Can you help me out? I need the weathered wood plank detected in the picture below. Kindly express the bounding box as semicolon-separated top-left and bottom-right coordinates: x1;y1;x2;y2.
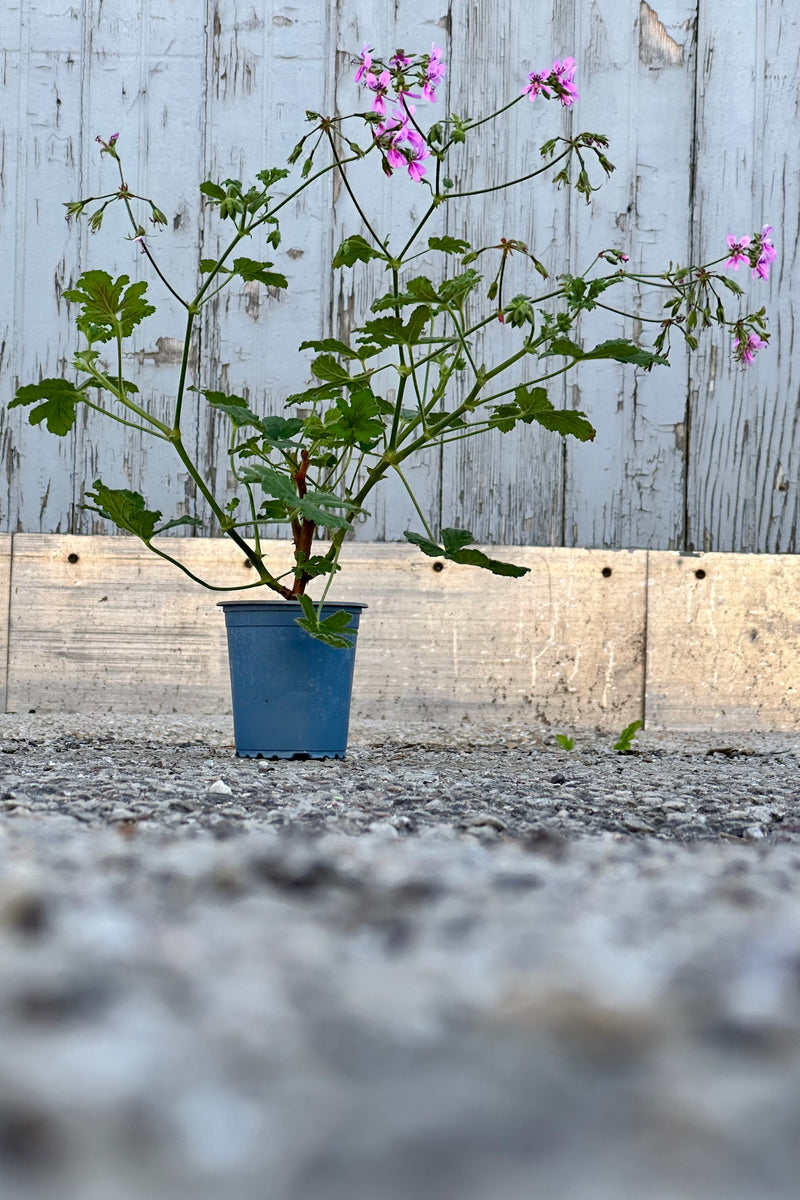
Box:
440;0;567;547
565;0;696;549
687;0;800;552
6;535;646;730
0;22;83;533
72;0;208;535
645;551;800;730
196;1;333;542
328;3;449;541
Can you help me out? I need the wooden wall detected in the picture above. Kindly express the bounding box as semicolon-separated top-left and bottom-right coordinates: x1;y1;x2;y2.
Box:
3;534;800;733
1;1;797;552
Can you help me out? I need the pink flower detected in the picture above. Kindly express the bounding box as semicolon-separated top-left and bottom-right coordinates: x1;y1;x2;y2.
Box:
724;234;751;270
733;332;768;366
752;224;777;280
375;107;429;181
390;51;411;69
354;43;372;85
422;45;446;102
366;68;391;114
551;57;579;106
405;128;430;181
522;71;551;102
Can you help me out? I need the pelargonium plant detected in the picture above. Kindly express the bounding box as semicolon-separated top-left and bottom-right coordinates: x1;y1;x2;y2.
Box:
11;45;773;646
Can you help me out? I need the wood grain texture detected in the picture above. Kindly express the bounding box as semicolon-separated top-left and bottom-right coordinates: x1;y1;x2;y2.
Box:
2;1;797;554
439;0;567;547
687;0;800;553
565;0;696;550
645;551;800;731
6;535;646;730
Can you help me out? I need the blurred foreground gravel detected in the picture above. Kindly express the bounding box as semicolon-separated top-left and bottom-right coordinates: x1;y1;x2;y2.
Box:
0;712;799;1200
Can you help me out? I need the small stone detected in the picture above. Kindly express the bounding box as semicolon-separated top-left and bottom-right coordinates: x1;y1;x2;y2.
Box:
623;817;656;834
208;780;233;796
550;773;566;785
460;814;507;832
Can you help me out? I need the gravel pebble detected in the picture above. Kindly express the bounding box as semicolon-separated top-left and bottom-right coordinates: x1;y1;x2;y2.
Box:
0;712;799;1199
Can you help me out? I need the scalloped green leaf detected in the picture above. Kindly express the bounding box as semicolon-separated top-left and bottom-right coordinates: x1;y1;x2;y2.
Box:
83;480;161;541
10;379;83;435
332;235;384;268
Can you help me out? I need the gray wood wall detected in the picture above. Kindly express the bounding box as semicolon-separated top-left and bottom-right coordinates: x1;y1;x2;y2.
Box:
2;0;797;552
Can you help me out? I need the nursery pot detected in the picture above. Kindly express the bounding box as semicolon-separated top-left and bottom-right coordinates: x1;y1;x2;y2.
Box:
218;600;367;759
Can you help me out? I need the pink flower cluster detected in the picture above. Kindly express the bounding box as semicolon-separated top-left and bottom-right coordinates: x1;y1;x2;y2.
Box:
523;56;579;107
354;43;446;181
733;332;768;367
376;107;430;182
724;226;775;366
724;225;777;280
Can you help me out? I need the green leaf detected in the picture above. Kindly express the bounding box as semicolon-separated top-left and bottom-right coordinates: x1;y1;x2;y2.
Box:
198;389;260;429
299;338;361;360
545;337;585;359
428;235;471;255
441;528;475;555
311;355;352;384
258;416;304;447
293;553;341;580
489;386;596;442
332;235;384;268
198;390;303;446
154;515;205;534
403;530;443;558
63;271;155;344
295;596;357;649
438;269;482;308
582;339;669;370
199;181;226;201
9;379;83;435
83;480;161;541
238;465;361;530
232;257;288;289
406;276;441;304
255;167;290;189
355;306;432;349
404;529;530;577
323;388;386;448
613;719;643;754
555;734;575;751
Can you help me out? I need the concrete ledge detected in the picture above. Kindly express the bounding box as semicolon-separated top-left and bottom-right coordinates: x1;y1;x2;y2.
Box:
3;536;798;731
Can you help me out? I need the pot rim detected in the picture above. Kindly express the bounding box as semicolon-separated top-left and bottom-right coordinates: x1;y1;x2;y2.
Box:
217;599;368;610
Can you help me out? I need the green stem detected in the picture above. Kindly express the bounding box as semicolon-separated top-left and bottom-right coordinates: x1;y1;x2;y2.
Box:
324;129;388;253
392;463;435;539
173;309;195;428
83;367;172;435
446;146;572;199
145;543;287;594
80;395;169;439
169;434;274;579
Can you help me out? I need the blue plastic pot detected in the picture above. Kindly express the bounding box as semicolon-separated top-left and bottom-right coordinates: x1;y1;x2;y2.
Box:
218;600;366;759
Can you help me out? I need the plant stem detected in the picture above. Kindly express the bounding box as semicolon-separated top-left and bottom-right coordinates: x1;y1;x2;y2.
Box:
445;147;572;199
392;463;435;539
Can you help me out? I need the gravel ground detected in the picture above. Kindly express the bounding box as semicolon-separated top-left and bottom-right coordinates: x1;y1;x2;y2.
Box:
0;713;799;1200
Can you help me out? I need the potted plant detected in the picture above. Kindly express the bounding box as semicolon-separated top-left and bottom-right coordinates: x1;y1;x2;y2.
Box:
10;44;773;758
